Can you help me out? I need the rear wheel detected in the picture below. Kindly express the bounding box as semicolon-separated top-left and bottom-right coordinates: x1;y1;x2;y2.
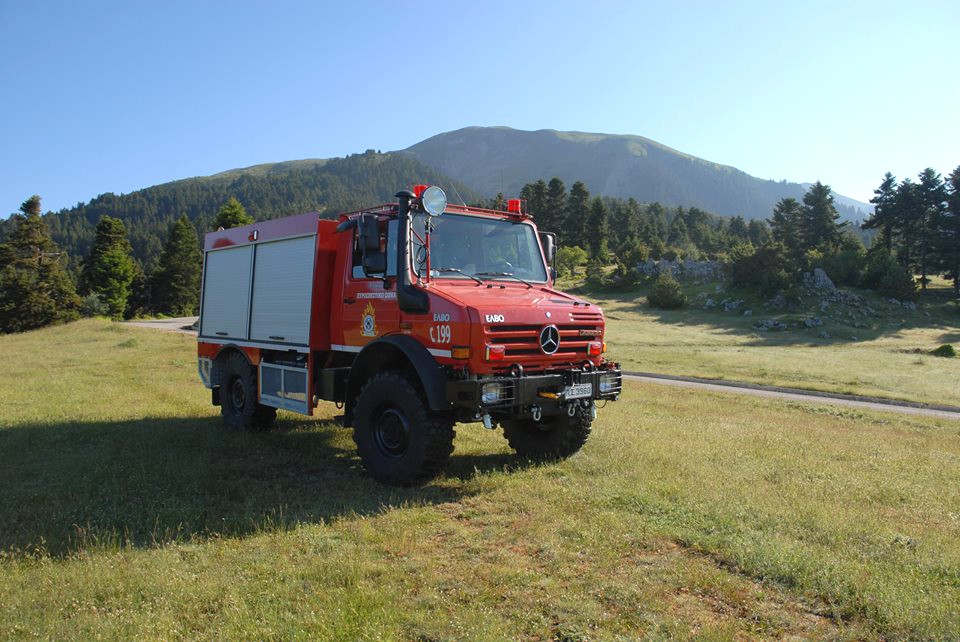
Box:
220;353;277;431
352;371;455;485
502;404;592;460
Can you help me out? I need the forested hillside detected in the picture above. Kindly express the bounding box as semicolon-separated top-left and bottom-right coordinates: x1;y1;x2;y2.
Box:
404;126;872;221
18;151;477;271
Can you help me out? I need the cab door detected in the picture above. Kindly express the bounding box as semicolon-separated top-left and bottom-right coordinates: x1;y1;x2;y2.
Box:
340;218;399;348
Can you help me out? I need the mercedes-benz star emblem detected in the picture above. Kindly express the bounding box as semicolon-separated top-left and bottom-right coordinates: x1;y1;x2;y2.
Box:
539;325;560;355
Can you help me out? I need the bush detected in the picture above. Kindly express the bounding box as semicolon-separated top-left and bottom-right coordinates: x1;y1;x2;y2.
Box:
818;248;866;287
929;344;956;358
556;246;588;277
647;272;687;309
584;258;608;289
80;293;110;318
877;262;918;301
862;250;898;289
729;244;792;296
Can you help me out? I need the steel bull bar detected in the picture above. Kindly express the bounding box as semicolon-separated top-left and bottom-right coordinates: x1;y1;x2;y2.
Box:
446;366;622;419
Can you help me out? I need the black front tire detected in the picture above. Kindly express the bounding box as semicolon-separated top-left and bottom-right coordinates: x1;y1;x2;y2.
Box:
220;353;277;431
502;404;593;461
352;371;455;485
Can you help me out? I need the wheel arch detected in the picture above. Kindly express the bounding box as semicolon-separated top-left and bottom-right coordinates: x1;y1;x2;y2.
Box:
345;335;449;424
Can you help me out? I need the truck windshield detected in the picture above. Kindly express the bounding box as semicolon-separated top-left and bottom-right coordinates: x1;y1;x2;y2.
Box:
417;214;548;283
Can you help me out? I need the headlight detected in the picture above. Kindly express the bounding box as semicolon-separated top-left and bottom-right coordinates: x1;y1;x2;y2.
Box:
481;382;506;405
599;372;619;395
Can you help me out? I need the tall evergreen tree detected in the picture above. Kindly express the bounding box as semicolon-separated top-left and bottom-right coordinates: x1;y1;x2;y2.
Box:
0;196;81;333
586;197;610;258
519;179;547;225
727;216;750;242
667;216;690;246
769;197;805;267
800;182;845;253
916;168;946;290
863;172;898;252
151;215;202;315
212;197;253;230
564;181;591;246
79;216;137;318
543;177;567;233
934;166;960;296
892;178;922;271
748;219;771;246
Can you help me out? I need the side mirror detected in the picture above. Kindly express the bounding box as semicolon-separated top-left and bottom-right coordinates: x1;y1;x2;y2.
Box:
539;232;556;264
360;213;386;276
363;252;387;275
360;213;380;251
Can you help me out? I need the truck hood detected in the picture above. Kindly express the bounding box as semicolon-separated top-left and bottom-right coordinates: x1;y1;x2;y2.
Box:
426;280;597;312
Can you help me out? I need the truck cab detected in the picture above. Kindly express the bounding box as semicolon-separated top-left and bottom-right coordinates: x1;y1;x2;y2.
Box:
197;185;621;484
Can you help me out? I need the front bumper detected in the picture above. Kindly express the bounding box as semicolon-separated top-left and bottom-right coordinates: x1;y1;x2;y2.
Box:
446;365;622;417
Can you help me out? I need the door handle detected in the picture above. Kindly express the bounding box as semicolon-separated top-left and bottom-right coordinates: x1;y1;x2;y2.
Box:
343;297;356;304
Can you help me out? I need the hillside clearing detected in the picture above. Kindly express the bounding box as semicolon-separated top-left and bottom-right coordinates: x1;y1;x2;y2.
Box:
1;319;958;639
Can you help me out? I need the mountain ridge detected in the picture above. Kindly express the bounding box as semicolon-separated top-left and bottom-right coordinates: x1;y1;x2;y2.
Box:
402;126;871;221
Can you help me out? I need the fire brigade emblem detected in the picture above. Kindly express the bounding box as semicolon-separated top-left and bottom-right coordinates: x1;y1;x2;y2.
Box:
361;301;378;337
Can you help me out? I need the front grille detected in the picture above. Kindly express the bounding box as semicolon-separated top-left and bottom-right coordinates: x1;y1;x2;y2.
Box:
485;323;601;359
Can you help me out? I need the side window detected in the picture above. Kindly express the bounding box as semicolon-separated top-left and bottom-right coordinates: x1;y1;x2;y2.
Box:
352;219;397;279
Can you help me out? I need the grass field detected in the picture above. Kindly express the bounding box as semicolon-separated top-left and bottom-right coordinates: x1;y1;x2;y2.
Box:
564;275;960;407
2;319;959;640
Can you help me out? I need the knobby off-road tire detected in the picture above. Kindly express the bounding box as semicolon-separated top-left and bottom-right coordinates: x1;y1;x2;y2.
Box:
502;404;593;461
220;353;277;432
352;371;455;485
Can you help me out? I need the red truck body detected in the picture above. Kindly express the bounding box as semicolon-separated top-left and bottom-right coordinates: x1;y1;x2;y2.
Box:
197;187;621;483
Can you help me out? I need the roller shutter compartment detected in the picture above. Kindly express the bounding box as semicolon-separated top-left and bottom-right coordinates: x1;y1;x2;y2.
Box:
249;236;316;346
200;245;254;340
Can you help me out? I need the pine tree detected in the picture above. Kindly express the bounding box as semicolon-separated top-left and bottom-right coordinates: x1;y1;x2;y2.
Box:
667;216;690;246
79;216;137;318
892;179;922;272
543;177;567;233
152;215;202;315
800;182;845;253
769;197;805;267
212;197;253;230
916;168;946;290
491;192;506;211
748;219;771;246
934;166;960;296
727;216;750;242
519;179;547;226
564;182;591;247
586;197;610;258
0;196;81;333
863;172;898;252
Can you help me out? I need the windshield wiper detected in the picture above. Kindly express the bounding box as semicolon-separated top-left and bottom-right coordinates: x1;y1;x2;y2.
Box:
473;271;534;288
433;267;484;285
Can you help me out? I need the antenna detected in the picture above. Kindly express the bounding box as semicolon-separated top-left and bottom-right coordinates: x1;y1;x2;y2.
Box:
448;181;467;207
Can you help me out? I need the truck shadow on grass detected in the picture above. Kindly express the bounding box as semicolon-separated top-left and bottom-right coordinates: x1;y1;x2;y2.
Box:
0;415;524;557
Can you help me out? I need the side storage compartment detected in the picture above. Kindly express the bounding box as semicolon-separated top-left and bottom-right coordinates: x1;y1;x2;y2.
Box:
199;245;254;339
259;362;309;414
249;236;316;346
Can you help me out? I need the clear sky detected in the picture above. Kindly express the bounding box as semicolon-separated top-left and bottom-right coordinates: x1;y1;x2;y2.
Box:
1;0;958;215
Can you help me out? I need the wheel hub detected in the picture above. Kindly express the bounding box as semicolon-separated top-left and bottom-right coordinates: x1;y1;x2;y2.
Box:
230;377;246;412
373;407;410;460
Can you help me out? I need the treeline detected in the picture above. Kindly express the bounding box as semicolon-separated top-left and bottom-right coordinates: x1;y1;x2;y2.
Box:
0;195;212;333
490;178;774;270
4;151;478;275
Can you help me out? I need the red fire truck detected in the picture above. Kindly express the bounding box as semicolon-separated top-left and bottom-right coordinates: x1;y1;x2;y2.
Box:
196;185;621;484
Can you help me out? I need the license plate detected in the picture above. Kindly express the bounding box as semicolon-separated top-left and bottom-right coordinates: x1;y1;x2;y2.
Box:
563;383;592;399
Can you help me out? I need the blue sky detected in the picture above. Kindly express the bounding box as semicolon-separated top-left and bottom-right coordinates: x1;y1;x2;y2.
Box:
1;0;958;214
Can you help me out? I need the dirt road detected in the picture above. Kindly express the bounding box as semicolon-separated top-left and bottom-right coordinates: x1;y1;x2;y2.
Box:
125;317;198;334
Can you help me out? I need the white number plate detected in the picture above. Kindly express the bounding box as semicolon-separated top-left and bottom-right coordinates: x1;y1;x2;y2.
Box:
564;383;592;399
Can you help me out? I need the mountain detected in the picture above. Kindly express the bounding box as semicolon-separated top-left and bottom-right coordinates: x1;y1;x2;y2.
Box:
33;151;478;270
403;126;871;221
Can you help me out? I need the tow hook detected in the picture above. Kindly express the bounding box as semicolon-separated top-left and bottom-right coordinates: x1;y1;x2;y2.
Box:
531;406;542;422
567;403;578;417
482;414;495;430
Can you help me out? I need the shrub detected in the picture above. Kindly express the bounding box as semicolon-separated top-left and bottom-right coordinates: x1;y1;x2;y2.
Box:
730;244;792;296
929;344;956;358
556;246;589;277
584;259;608;289
818;248;867;287
877;262;918;301
647;272;687;309
80;293;110;318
